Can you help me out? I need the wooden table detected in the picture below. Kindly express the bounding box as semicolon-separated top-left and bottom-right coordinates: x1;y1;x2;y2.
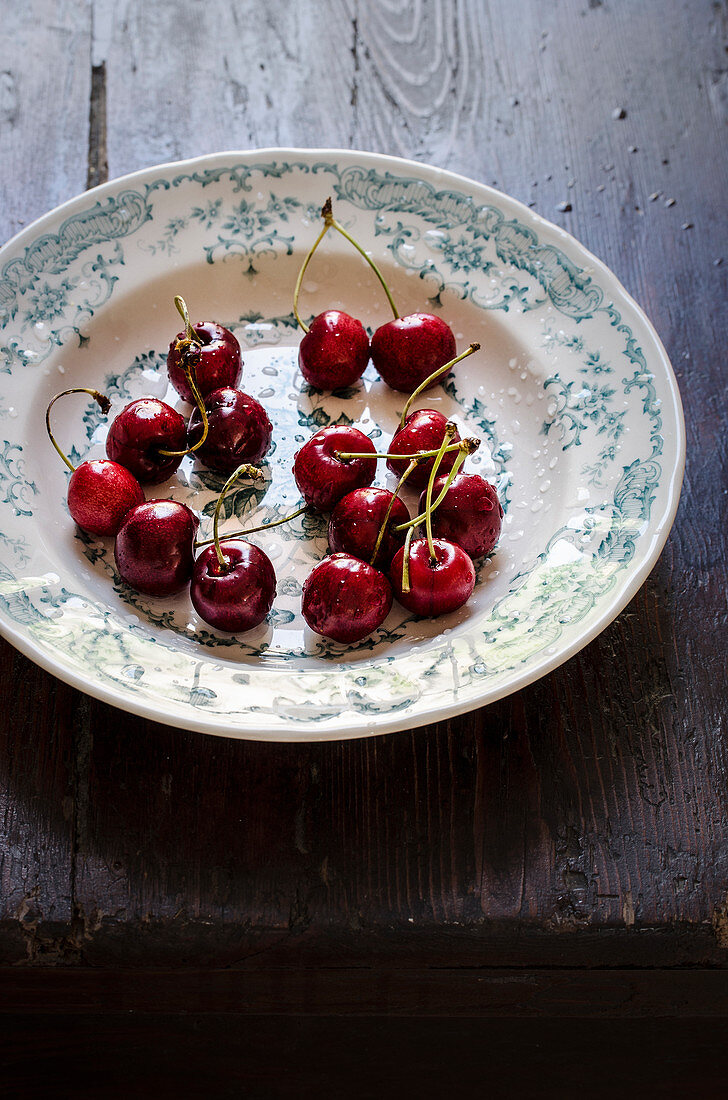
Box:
1;0;727;1092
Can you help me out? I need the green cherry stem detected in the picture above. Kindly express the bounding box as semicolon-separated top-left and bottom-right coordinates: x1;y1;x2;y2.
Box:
334;439;467;463
399;342;480;430
159;300;210;457
174;295;203;348
368;457;419;567
207;463;263;570
293;202;333;334
195;504;310;550
400;524;416;594
393;439;479;533
424;424;457;562
45;388;112;473
323;198;399;320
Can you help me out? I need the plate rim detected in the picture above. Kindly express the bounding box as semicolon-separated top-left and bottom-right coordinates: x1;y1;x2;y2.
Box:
0;147;686;741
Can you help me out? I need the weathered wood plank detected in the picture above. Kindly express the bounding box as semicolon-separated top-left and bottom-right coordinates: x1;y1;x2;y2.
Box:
0;0;726;970
0;0;92;241
0;0;93;961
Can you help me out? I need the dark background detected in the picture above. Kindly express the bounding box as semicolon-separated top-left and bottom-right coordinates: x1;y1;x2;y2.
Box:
1;0;727;1093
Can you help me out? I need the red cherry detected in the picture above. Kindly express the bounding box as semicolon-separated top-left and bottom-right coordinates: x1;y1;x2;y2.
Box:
420;473;503;560
106;398;187;484
302;553;393;643
328;487;410;570
67;459;144;537
386;409;462;490
191;541;276;632
293;425;377;512
371;313;456;393
167;320;242;403
299;310;369;390
389;537;475;616
115;499;199;597
187;388;273;472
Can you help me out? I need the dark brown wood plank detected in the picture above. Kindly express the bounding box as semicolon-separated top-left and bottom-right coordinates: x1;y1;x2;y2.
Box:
3;966;728;1017
1;1013;727;1099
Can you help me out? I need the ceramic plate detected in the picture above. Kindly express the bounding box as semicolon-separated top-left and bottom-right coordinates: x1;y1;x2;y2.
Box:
0;149;685;740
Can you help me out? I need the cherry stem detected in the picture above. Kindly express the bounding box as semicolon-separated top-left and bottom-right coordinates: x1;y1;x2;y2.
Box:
323;198;399;320
399;342;480;430
159;301;210;456
196;503;310;550
368;458;419;567
395;448;468;533
45;388;112;473
424;424;457;561
292;206;331;334
158;365;209;457
401;525;415;595
210;463;263;570
174;295;203;348
335;439;468;463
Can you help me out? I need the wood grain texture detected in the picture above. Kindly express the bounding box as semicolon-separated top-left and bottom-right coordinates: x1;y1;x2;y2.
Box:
0;0;727;977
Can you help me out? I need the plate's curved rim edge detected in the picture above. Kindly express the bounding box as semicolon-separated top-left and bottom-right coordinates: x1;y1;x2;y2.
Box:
0;147;686;741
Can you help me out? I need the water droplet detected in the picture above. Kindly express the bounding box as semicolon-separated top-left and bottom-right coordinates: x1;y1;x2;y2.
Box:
262;365;279;376
258;387;274;399
549;456;558;469
531;499;544;512
539;479;551;493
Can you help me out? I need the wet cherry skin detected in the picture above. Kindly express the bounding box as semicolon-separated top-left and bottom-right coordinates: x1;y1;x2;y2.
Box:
420;473;503;560
106;398;187;485
370;312;456;393
191;541;276;633
302;553;393;644
114;499;199;597
167;320;242;403
187;388;273;472
293;425;377;512
386;409;462;490
328;487;410;570
299;310;370;390
66;459;145;537
389;537;475;617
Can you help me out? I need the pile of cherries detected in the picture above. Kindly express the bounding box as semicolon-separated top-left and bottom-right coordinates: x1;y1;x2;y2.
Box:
45;200;503;645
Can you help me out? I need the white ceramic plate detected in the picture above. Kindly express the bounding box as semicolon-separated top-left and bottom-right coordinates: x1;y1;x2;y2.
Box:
0;149;684;741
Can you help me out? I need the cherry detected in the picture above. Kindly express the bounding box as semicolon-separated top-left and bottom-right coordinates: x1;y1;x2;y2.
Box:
319;202;473;395
298;310;369;390
328;487;410;570
420;473;503;560
189;462;273;631
302;553;393;644
115;499;199;597
167;296;242;403
45;388;145;537
371;313;457;393
191;542;275;633
389;537;475;616
106;398;187;484
67;460;145;537
293;425;377;512
187;387;273;472
387;410;463;490
292;199;398;391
